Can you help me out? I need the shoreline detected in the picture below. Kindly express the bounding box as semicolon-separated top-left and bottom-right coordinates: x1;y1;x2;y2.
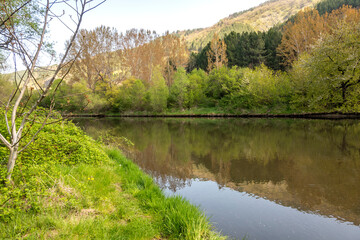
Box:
64;112;360;120
0;116;225;239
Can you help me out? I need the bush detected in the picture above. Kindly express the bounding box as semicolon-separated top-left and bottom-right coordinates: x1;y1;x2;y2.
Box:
111;78;146;112
0;110;108;220
148;66;169;112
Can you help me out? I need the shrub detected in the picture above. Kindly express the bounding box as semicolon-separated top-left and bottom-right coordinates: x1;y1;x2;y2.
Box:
0;110;108;220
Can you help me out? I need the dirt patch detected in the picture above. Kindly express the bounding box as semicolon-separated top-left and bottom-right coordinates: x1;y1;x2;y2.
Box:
113;182;123;192
68;208;99;223
46;230;59;239
78;208;97;217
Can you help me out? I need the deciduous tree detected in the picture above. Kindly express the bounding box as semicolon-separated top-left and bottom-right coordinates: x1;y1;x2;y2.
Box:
68;25;121;92
0;0;106;182
277;8;327;66
0;0;42;69
119;29;159;83
291;18;360;111
207;33;227;71
149;66;169;112
119;30;188;86
169;67;189;109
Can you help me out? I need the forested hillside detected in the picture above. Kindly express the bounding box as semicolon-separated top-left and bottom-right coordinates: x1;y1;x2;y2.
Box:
177;0;320;51
1;0;360;115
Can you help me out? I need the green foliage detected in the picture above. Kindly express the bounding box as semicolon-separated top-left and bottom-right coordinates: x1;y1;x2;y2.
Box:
187;69;209;108
1;128;225;239
149;66;169;112
263;26;284;71
203;65;292;111
316;0;360;15
0;74;14;103
224;31;265;68
39;79;114;114
290;20;360;112
187;43;210;72
0;111;108;221
85;92;110;113
206;66;245;103
180;0;318;52
192;29;283;72
39;79;90;113
110;78;146;112
0;0;45;68
169;67;190;109
243;64;292;108
289;53;316;110
108;149;225;240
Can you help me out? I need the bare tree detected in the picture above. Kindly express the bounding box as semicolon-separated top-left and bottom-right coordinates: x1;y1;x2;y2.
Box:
119;29;159;82
68;25;121;92
207;33;227;71
0;0;106;182
118;30;188;85
162;32;189;86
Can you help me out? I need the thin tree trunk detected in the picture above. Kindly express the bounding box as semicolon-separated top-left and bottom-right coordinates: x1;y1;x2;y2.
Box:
0;0;106;183
7;146;18;182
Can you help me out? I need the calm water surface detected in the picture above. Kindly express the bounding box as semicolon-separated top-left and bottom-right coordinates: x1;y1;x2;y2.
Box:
75;118;360;240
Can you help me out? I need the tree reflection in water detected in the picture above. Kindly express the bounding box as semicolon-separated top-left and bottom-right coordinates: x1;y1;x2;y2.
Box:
76;118;360;226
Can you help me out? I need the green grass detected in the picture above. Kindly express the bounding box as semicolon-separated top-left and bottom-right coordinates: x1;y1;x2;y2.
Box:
165;107;229;115
107;149;225;240
1;148;225;239
101;105;296;116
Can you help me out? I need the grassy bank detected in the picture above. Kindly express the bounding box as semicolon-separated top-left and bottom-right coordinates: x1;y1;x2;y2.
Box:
64;107;360;120
65;106;296;117
0;118;224;239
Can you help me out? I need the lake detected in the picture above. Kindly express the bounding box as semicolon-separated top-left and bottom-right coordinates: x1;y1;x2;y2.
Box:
75;118;360;240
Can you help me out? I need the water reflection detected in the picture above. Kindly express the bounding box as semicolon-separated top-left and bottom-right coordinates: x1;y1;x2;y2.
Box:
75;118;360;239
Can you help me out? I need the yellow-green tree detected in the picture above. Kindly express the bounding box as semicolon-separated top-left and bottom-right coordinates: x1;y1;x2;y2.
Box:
110;78;146;112
291;19;360;111
149;66;169;112
169;67;189;109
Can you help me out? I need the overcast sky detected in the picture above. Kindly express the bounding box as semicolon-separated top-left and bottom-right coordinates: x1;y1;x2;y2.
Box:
49;0;268;55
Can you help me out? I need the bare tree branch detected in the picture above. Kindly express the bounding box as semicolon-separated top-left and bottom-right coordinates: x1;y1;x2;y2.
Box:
0;0;107;181
18;106;53;153
0;0;32;30
84;0;106;14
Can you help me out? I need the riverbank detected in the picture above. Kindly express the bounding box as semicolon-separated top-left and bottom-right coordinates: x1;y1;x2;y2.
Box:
0;119;224;239
64;111;360;120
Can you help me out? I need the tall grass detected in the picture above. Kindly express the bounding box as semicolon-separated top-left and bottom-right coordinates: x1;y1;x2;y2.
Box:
1;148;225;239
107;149;225;240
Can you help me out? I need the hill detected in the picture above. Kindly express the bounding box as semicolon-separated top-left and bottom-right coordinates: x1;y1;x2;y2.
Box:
178;0;320;51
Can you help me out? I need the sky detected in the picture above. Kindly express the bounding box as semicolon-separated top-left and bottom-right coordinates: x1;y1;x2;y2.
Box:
49;0;268;55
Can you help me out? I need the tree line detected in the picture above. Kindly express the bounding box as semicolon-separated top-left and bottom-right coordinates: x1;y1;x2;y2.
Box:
2;0;360;115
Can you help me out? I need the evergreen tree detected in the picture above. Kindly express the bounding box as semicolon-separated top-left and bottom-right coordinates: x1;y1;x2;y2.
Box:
248;32;266;67
186;43;210;72
224;31;266;69
263;26;284;71
316;0;360;15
